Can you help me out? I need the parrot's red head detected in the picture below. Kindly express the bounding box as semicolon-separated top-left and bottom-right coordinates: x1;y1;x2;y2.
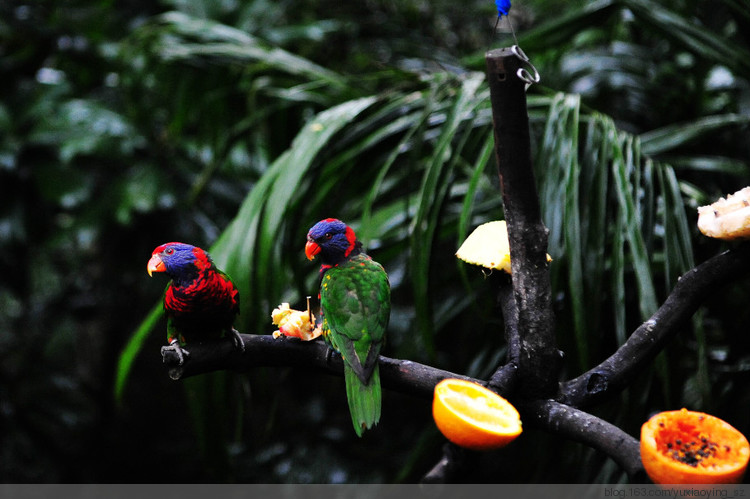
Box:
305;218;360;266
147;242;212;282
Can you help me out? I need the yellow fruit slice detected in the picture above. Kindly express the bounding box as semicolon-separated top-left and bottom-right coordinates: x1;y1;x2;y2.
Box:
456;220;550;274
640;408;750;484
697;186;750;240
432;378;522;450
456;221;513;272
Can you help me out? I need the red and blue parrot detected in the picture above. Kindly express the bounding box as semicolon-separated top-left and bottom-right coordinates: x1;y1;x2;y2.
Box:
305;219;390;436
147;242;243;364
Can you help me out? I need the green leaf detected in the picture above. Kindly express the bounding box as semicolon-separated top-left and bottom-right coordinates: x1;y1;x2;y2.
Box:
465;0;620;64
623;0;750;79
410;73;485;357
640;114;750;156
154;12;347;89
29;99;144;164
457;131;494;245
611;131;659;319
538;93;589;368
360;94;434;248
666;155;750;176
210;96;377;333
114;302;162;404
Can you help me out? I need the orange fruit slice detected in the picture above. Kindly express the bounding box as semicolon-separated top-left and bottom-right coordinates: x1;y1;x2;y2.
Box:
640;408;750;484
432;378;522;450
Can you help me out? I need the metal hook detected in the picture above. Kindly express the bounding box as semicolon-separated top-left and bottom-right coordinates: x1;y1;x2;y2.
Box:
511;44;541;88
491;12;541;90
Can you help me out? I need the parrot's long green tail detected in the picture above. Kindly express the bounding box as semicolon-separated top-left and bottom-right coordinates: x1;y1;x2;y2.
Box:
344;363;381;437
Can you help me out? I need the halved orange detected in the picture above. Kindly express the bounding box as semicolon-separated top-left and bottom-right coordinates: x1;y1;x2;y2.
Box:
640;408;750;484
432;378;522;451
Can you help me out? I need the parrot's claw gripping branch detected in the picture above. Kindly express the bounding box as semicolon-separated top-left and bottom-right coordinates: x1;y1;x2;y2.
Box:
229;328;245;353
161;340;189;366
324;346;338;366
161;334;247;380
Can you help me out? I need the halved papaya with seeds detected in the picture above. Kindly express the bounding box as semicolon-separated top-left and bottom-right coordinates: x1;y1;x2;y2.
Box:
640;408;749;484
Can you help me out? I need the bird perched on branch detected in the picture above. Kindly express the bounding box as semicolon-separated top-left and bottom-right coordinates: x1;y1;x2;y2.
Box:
305;219;390;436
147;242;243;364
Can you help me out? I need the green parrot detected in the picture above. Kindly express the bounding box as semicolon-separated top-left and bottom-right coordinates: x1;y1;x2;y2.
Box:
305;218;390;436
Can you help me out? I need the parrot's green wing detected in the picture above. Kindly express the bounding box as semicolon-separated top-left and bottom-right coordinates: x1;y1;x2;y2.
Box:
321;254;390;382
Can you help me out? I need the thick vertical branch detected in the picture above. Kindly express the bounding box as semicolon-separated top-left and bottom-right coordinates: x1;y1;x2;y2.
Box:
485;48;562;398
488;274;519;393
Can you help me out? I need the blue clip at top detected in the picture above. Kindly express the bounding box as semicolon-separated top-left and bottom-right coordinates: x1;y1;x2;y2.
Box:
496;0;511;17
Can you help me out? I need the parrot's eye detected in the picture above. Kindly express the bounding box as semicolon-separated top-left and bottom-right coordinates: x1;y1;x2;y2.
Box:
324;232;333;240
165;247;175;255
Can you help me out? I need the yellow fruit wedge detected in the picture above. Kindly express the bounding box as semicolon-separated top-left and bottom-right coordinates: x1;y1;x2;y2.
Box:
456;220;550;274
432;378;522;450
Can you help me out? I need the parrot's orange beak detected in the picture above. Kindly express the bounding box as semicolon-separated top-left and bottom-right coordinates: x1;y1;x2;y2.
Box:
147;254;166;276
305;240;321;261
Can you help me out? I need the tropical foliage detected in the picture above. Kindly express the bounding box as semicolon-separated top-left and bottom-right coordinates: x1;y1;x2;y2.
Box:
1;0;749;483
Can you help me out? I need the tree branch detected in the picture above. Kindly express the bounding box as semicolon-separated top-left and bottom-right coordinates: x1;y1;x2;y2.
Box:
420;443;467;484
520;399;646;481
163;333;649;480
161;334;475;399
559;242;750;407
488;274;519;393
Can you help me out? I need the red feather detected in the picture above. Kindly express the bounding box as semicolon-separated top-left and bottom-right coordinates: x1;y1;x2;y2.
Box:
162;255;238;342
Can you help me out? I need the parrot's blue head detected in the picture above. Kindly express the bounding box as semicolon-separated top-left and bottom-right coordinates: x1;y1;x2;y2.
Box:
305;218;360;266
147;242;212;282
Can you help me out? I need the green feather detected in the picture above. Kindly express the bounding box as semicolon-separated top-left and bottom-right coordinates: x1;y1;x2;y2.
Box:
321;252;389;436
345;363;381;437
